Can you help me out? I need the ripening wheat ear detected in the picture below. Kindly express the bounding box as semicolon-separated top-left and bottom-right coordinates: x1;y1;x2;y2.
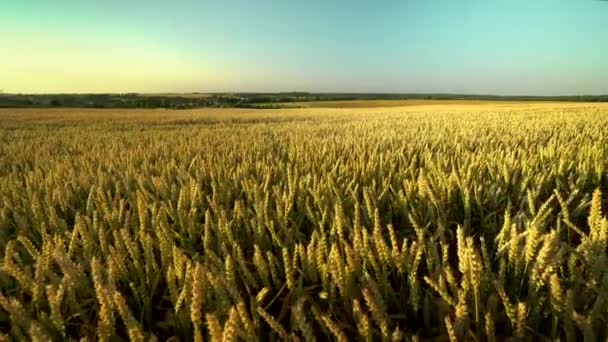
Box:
91;258;114;341
191;263;205;342
362;285;390;339
320;314;349;342
531;231;560;289
257;306;289;340
327;243;346;297
456;226;468;278
234;244;259;289
16;236;40;259
373;208;391;266
353;299;372;341
235;301;255;339
206;313;223;342
524;224;541;267
589;188;607;242
496;206;511;248
494;281;516;330
549;273;565;315
113;291;144;342
2;241;35;295
444;316;457;342
515;302;527;338
334;201;346;241
224;255;236;287
454;289;469;339
253;245;271;286
282;247;295;290
466;237;482;325
485;311;496;342
46;284;66;337
0;290;29;334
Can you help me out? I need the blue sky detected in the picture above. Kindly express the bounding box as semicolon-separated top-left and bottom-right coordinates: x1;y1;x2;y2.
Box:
1;0;608;94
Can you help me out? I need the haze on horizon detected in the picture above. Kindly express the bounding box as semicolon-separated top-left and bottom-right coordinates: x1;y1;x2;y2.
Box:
1;0;608;95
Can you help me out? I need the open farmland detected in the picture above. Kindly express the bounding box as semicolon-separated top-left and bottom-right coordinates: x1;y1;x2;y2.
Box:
1;102;608;341
285;99;532;108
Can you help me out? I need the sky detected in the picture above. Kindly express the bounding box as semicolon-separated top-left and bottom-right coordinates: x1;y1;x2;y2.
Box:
1;0;608;95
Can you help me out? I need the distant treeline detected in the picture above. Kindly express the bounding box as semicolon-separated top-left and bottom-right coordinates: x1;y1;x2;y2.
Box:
1;92;608;109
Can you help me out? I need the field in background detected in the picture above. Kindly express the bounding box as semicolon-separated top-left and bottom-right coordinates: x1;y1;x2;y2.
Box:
141;93;213;98
1;103;607;340
287;99;608;109
288;99;508;108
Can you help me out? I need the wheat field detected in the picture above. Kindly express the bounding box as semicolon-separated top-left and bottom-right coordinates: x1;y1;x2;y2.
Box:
0;103;607;341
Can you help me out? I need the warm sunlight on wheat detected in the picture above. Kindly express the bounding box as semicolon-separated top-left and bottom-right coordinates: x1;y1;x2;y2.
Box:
0;103;607;340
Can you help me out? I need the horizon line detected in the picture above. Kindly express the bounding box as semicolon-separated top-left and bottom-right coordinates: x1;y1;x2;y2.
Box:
2;91;608;98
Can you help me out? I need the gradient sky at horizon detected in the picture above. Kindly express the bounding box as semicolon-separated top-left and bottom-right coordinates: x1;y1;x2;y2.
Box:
2;0;608;95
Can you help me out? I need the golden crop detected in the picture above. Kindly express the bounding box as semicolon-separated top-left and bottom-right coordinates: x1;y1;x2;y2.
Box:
0;103;607;340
